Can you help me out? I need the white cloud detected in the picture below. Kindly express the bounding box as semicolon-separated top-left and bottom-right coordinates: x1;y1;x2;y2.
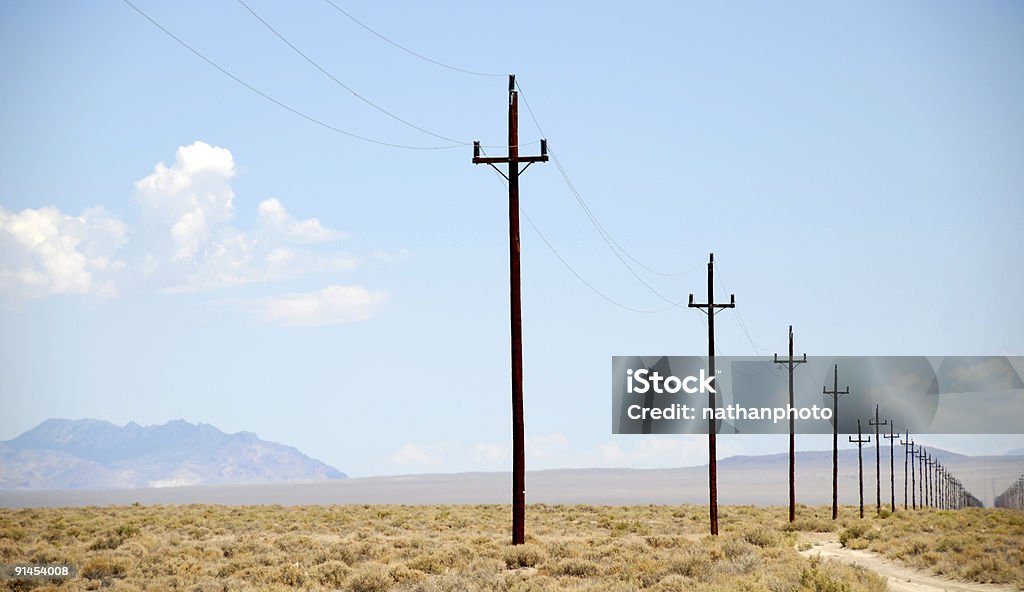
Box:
390;443;441;466
2;141;388;314
134;141;236;260
245;284;388;327
130;141;356;293
0;205;127;300
257;198;344;243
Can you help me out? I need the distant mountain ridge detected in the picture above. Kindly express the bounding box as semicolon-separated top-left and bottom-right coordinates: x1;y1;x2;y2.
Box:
0;419;346;490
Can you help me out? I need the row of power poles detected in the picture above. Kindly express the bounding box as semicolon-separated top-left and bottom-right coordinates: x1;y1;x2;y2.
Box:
473;75;986;544
994;475;1024;509
847;416;982;519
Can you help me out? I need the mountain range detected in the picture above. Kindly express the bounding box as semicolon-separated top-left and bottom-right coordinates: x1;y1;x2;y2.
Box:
0;419;346;490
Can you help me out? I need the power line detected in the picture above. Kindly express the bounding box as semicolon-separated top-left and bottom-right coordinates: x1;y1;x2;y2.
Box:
236;0;533;149
484;81;691;308
516;82;703;279
121;0;460;151
481;148;672;314
320;0;504;78
237;0;466;144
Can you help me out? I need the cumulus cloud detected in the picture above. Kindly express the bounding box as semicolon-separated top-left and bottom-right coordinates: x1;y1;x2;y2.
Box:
1;141;390;319
130;142;353;293
134;141;236;260
244;284;388;327
0;205;127;300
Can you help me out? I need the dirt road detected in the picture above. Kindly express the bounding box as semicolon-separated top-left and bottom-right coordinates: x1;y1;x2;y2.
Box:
799;541;1019;592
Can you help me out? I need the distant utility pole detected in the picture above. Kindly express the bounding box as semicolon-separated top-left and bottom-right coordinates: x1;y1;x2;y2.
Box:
850;419;872;519
883;423;899;513
900;433;915;509
688;252;735;536
869;405;888;515
824;364;849;520
938;467;946;509
917;448;927;508
472;74;548;546
924;452;934;508
773;325;806;523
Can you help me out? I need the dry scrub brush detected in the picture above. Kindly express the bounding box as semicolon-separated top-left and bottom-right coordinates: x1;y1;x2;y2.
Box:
0;504;898;591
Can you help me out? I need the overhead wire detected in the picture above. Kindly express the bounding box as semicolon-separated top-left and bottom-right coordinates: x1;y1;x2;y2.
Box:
236;0;533;149
267;0;701;285
237;0;466;145
479;147;673;314
120;0;461;150
320;0;505;78
713;259;793;376
516;82;704;279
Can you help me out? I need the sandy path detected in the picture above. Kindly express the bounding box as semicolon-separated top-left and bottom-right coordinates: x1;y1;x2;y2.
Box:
799;541;1018;592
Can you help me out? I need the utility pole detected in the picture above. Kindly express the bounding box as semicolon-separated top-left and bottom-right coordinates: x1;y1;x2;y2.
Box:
869;405;888;515
824;364;849;520
883;423;899;513
900;433;915;509
924;453;934;508
940;465;947;509
850;419;872;519
689;252;735;536
773;325;806;523
472;74;548;546
917;448;926;508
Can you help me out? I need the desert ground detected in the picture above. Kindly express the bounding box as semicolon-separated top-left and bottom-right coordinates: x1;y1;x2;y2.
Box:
2;503;1023;592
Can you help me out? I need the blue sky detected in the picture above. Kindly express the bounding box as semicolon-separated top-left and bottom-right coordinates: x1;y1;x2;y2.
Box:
1;1;1022;477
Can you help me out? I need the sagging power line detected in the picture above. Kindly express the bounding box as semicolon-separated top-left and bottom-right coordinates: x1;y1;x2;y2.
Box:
122;0;463;150
237;0;539;150
320;0;505;78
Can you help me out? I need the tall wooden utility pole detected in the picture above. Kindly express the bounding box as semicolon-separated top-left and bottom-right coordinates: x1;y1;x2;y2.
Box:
883;422;899;513
824;364;849;520
869;405;888;515
773;325;806;523
850;419;872;519
900;433;915;509
472;74;548;546
688;252;735;536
